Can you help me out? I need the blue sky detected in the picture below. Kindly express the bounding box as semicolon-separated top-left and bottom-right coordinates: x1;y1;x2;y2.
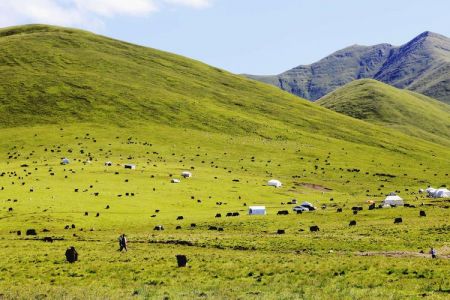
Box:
1;0;449;74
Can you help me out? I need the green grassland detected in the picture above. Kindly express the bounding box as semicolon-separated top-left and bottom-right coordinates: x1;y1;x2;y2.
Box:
317;79;450;146
1;123;449;299
0;25;449;299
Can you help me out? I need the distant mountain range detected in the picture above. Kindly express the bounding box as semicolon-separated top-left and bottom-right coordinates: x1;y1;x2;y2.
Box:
246;31;450;104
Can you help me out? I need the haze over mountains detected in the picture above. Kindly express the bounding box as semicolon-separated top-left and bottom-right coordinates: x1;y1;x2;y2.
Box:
246;31;450;104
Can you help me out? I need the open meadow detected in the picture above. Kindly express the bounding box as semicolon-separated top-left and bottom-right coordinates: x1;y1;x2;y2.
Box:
0;123;449;299
0;25;449;299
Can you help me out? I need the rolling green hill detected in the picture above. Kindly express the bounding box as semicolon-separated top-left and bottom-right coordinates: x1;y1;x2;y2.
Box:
0;24;447;151
0;23;366;138
0;25;449;299
0;24;372;139
317;79;450;146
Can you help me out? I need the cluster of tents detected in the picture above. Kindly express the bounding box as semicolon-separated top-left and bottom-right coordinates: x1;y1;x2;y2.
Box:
380;187;450;208
171;172;192;183
248;201;316;215
61;159;449;204
424;187;450;198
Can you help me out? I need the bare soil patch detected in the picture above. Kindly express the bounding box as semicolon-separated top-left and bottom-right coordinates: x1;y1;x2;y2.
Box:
294;182;333;192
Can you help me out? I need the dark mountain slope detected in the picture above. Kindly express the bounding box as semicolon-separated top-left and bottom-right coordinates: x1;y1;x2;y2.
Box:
246;32;450;103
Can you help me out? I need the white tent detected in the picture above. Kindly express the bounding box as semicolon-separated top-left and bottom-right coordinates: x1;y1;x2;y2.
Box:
61;158;70;165
300;201;316;210
426;187;450;198
124;164;136;170
181;171;192;178
434;188;450;198
248;206;266;215
426;187;436;195
267;179;282;188
171;179;181;183
383;195;404;206
301;201;314;207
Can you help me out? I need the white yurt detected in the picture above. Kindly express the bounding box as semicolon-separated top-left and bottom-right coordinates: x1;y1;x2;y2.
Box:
425;187;436;196
425;187;450;198
181;171;192;178
248;206;266;215
434;188;450;198
300;201;316;210
383;195;404;206
267;179;282;188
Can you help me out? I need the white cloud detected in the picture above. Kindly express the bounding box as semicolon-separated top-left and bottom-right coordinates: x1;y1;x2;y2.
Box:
74;0;158;17
0;0;86;27
164;0;212;9
0;0;212;30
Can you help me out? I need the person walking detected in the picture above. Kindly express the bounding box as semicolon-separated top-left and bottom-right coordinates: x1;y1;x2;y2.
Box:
430;247;437;259
118;234;128;252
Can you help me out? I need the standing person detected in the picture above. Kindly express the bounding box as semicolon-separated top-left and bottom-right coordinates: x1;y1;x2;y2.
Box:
65;246;78;263
430;247;437;259
118;234;128;252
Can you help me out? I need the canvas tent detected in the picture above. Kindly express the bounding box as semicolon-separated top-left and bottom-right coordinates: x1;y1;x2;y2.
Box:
124;164;136;170
171;179;181;183
433;188;450;198
425;187;436;195
267;179;282;188
300;201;316;211
181;171;192;178
248;206;266;215
61;158;70;165
435;188;450;198
426;187;450;198
383;195;404;206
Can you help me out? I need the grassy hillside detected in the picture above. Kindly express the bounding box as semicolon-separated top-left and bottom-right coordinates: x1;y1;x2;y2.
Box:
0;25;448;153
317;79;450;146
0;24;393;140
0;25;449;299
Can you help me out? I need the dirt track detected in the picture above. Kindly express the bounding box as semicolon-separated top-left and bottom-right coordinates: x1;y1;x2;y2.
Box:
357;250;450;259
